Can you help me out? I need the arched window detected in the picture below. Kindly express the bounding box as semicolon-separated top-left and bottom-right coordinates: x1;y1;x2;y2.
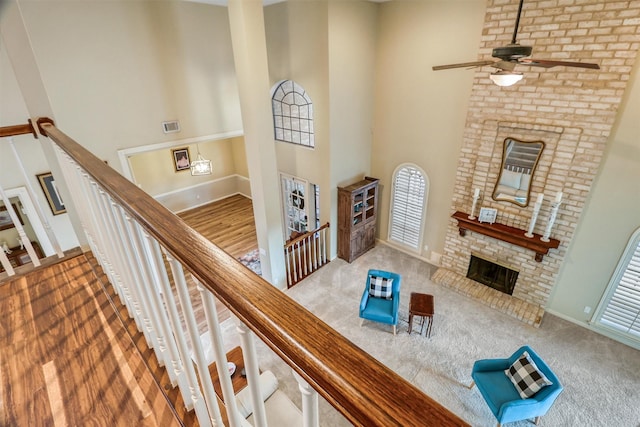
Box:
594;227;640;344
388;164;428;251
271;80;314;148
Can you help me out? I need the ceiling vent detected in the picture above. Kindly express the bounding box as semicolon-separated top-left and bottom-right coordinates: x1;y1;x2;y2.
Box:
162;120;180;134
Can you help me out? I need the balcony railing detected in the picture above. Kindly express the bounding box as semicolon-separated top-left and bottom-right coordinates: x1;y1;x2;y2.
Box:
284;223;330;288
38;121;468;427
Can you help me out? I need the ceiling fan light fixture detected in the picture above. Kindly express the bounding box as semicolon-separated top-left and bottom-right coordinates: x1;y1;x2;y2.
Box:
489;70;523;87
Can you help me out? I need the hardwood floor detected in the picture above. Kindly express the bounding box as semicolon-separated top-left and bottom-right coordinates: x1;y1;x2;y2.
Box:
0;255;181;427
0;195;260;427
178;194;258;259
177;194;259;328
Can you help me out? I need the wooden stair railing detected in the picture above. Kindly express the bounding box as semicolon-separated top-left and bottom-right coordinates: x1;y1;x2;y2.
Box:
39;122;468;427
0;119;38;139
284;222;330;288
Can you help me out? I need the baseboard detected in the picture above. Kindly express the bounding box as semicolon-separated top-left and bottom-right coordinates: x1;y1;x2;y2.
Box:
545;308;640;351
376;239;438;267
153;174;250;212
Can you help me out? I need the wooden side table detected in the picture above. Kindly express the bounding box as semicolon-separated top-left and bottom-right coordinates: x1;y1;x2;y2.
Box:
408;292;434;337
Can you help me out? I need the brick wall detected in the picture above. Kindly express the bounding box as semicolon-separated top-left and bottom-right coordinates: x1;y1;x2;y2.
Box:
435;0;640;323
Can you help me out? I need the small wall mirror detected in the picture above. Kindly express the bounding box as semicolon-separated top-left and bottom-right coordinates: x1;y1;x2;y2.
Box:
492;137;544;207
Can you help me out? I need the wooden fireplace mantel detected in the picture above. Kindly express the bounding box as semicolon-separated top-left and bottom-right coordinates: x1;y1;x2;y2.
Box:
452;211;560;262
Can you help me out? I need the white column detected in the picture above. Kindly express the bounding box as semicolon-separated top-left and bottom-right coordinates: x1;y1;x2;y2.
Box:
227;0;286;289
236;321;268;427
292;370;319;427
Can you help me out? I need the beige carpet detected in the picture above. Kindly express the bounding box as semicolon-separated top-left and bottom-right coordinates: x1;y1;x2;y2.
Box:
221;244;640;426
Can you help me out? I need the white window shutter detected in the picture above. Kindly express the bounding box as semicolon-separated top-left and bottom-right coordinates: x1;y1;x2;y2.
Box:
598;239;640;339
389;166;426;250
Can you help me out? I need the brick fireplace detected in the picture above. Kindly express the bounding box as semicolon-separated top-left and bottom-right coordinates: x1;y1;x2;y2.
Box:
432;0;640;326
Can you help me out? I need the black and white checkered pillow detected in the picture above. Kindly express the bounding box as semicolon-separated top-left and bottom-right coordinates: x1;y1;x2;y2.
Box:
505;351;552;399
369;275;393;299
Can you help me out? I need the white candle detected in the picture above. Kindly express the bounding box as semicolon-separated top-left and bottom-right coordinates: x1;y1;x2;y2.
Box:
473;188;480;198
536;193;544;204
555;191;563;203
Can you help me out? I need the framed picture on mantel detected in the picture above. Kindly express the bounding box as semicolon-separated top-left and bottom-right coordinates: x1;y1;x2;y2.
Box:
478;207;498;224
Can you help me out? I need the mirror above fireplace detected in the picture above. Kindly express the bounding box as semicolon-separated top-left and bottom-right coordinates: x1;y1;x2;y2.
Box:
492;137;544;207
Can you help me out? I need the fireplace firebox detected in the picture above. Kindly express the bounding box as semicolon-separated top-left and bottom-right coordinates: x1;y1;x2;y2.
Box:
466;255;518;295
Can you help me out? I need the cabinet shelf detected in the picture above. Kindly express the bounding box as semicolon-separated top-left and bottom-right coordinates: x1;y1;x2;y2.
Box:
338;177;379;263
452;211;560;262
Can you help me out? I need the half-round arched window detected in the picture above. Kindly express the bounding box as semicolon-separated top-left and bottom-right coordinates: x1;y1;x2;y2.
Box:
388;164;429;251
271;80;314;148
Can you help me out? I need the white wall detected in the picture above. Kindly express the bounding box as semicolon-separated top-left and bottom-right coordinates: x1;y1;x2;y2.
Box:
16;1;242;169
548;57;640;325
372;0;486;260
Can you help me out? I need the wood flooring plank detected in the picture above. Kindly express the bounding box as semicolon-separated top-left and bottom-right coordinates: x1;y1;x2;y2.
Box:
0;255;182;427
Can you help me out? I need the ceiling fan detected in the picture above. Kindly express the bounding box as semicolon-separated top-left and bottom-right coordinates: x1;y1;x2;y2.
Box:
432;0;600;86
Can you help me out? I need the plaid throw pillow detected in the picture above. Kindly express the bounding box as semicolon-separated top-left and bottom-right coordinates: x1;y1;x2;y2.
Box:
505;351;552;399
369;275;393;299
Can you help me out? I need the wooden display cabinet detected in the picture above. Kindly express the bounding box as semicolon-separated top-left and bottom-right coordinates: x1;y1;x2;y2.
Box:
338;177;379;263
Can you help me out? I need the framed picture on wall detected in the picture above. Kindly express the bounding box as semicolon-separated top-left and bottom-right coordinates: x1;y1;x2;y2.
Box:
0;203;24;231
172;147;191;172
37;172;67;215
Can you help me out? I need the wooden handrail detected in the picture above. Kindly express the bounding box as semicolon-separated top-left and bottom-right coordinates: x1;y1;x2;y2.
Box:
284;222;330;248
41;123;468;426
0;119;37;139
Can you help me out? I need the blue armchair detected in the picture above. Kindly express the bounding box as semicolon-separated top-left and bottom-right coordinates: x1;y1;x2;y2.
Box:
470;345;563;426
359;269;401;335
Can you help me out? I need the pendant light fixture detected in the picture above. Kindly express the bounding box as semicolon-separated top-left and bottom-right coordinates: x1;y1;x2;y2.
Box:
190;144;212;176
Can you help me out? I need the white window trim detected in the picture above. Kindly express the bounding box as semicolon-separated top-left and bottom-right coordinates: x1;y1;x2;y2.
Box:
593;226;640;347
387;163;429;253
280;173;311;239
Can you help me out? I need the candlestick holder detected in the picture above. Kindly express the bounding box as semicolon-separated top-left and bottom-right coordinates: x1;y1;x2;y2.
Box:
541;201;560;242
469;191;480;220
525;201;542;238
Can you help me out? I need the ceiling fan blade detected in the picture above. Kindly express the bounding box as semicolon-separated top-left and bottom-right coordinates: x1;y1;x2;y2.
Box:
518;58;600;70
432;60;498;71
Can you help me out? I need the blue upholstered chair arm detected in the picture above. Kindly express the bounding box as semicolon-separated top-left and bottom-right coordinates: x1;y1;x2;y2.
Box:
359;287;370;312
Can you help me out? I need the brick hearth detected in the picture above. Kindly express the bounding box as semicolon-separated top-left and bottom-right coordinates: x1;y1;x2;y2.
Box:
432;268;544;327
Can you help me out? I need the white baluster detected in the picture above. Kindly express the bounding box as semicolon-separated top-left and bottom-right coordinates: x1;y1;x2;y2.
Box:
165;253;221;427
292;370;319;427
196;278;244;427
141;231;190;391
110;202;160;351
124;215;171;368
0;245;14;276
152;244;202;411
236;321;268;427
